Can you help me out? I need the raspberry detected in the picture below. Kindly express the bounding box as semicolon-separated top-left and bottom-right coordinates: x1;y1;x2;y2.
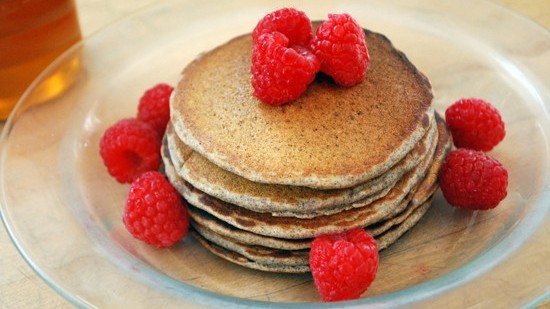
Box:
99;118;161;183
252;8;313;46
251;31;320;105
439;148;508;210
123;171;189;248
309;228;378;302
445;98;505;151
137;83;174;136
310;13;369;87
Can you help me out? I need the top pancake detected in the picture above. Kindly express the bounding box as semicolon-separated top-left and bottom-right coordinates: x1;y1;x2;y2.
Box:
171;28;433;189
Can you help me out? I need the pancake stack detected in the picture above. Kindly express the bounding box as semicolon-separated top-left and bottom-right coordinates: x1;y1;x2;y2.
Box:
162;28;451;273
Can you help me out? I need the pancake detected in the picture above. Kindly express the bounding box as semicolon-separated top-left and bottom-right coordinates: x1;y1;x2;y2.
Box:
188;206;311;251
187;183;433;252
161;115;446;240
367;194;435;237
192;231;310;274
165;151;428;239
165;114;436;216
170;27;434;189
192;222;310;266
164;115;441;221
190;198;434;273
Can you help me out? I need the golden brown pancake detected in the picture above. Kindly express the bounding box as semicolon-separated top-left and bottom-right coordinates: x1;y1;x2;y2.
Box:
192;231;310;273
165;117;436;217
189;198;434;273
165;152;428;239
161;115;447;240
170;28;434;189
192;223;310;266
188;206;311;251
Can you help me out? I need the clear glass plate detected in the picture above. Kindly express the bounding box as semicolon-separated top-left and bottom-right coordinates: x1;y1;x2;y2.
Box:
1;0;550;307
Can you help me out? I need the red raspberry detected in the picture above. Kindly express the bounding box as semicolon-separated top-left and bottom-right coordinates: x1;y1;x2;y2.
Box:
251;31;320;105
99;118;161;183
439;148;508;210
310;13;369;87
137;83;174;136
309;228;378;302
123;171;189;248
252;8;313;46
445;98;505;151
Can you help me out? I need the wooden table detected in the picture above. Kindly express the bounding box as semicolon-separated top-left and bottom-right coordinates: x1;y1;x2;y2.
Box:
1;1;549;307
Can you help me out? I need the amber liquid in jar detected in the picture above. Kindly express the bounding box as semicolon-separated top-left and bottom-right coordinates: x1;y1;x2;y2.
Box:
0;0;82;120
